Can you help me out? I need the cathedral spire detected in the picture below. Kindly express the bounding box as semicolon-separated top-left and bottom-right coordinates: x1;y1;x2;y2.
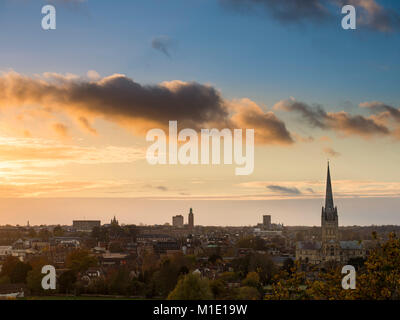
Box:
325;161;334;210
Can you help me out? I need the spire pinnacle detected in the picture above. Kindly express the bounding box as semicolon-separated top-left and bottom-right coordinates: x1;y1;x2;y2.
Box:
325;161;334;210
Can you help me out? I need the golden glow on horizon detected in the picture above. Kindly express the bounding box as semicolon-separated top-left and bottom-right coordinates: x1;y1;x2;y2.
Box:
0;71;398;202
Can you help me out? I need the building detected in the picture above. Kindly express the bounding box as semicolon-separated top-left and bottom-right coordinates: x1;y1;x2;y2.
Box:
0;284;28;298
188;208;194;229
110;216;119;226
172;215;184;228
296;163;376;265
72;220;101;232
0;246;12;261
263;215;271;230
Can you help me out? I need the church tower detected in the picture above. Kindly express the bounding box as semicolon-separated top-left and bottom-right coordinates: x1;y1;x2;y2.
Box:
188;208;194;229
321;162;340;261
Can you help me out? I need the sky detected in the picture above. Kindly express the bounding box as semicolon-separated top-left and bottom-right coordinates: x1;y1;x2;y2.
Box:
0;0;400;226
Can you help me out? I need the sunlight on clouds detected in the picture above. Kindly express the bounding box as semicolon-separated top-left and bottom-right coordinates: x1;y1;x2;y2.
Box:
237;180;400;199
0;136;146;197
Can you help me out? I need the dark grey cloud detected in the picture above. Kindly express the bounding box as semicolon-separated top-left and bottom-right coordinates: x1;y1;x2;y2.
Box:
360;101;400;122
306;187;315;193
0;73;228;132
0;72;293;145
151;36;175;58
276;100;327;128
144;184;168;191
220;0;331;24
220;0;400;32
275;99;390;138
156;186;168;191
267;185;302;195
337;0;400;32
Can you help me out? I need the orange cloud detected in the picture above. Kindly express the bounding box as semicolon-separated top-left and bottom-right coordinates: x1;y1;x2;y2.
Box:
0;71;294;145
53;122;69;138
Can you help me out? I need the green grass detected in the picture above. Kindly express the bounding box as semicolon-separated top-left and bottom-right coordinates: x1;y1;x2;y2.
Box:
22;295;145;300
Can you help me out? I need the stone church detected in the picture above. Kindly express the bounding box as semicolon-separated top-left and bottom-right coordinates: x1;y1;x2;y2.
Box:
296;163;375;265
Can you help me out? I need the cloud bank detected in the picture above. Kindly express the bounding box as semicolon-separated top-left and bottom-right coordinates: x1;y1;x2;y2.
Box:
267;184;302;195
220;0;400;32
2;71;400;146
0;71;293;145
274;98;391;139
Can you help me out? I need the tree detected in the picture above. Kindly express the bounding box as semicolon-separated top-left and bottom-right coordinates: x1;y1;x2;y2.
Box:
130;278;146;296
91;226;108;242
347;257;366;270
38;228;51;241
209;279;227;299
10;261;32;283
231;253;276;284
266;233;400;300
265;261;309;300
208;254;222;264
152;256;193;298
0;256;31;284
53;225;64;237
107;267;131;295
241;272;260;288
167;273;213;300
152;259;180;297
59;270;77;294
26;257;51;295
236;286;260;300
219;271;239;282
28;228;37;238
353;232;400;299
0;256;20;278
0;275;10;285
282;258;295;274
66;249;98;272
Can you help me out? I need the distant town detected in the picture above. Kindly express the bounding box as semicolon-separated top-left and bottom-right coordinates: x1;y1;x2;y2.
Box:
1;164;400;299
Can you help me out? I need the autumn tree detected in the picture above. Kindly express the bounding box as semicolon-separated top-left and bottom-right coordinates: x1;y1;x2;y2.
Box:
168;273;213;300
26;257;51;295
353;233;400;299
52;225;64;237
107;267;131;295
38;228;51;241
66;249;98;273
265;261;309;300
58;270;77;294
267;233;400;300
0;256;32;283
236;286;260;300
152;255;194;297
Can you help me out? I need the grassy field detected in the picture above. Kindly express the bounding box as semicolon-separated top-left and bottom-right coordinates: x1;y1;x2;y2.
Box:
21;295;145;300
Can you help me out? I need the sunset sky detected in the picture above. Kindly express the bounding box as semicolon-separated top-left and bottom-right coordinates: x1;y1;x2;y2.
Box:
1;0;400;226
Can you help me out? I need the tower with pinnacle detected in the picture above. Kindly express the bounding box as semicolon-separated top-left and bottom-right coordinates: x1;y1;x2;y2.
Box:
321;162;340;260
188;208;194;229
